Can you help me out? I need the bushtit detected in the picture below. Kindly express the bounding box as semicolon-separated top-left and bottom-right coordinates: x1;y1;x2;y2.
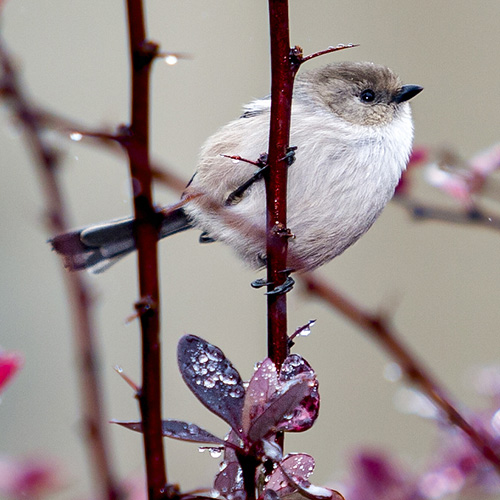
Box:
51;61;422;273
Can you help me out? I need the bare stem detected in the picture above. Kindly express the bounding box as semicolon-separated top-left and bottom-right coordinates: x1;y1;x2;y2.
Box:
124;1;167;497
302;273;500;474
266;0;298;370
0;38;121;500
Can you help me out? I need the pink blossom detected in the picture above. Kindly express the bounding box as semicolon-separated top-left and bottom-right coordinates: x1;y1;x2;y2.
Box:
0;351;23;393
0;456;64;499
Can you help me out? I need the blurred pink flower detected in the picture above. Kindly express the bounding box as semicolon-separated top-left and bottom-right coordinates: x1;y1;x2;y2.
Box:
342;450;417;500
0;350;23;393
0;456;64;499
394;146;428;196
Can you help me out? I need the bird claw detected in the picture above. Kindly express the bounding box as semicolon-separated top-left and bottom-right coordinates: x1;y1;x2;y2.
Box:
281;146;297;166
251;278;269;289
265;276;295;295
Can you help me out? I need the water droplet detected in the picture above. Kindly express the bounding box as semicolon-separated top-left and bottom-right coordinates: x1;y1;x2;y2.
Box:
204;378;216;388
70;132;83;141
384;362;402;382
491;409;500;435
232;159;240;164
198;447;207;453
209;448;222;458
198;353;209;364
394;387;439;419
164;54;178;65
229;387;244;398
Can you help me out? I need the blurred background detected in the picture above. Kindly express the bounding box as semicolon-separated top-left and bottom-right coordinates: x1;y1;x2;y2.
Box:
1;0;499;498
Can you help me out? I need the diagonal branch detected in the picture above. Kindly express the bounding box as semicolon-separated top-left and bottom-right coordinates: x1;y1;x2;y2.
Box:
0;37;121;500
302;273;500;474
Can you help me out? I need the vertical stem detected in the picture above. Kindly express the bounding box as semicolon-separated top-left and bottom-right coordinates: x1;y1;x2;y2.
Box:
266;0;295;370
125;1;167;497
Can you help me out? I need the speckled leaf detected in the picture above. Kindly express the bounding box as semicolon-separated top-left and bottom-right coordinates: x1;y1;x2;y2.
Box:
241;358;279;434
266;454;315;496
277;454;344;500
214;461;243;498
178;335;245;431
113;419;224;444
277;355;319;433
247;376;313;443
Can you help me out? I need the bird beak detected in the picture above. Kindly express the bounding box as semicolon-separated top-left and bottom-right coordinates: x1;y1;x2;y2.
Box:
393;84;423;103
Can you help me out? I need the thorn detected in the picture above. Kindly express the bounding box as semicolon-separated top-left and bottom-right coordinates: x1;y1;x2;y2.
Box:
300;43;359;64
288;319;317;345
114;365;140;393
220;154;263;167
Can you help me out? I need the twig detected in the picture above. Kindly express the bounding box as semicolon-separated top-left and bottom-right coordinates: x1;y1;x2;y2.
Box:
0;38;121;500
302;273;500;474
26;104;188;194
124;1;167;497
300;43;359;63
395;196;500;231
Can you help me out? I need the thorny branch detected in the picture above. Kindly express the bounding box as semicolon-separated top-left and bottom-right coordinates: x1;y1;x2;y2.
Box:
265;0;296;371
0;38;121;500
265;2;357;371
124;0;168;498
302;273;500;474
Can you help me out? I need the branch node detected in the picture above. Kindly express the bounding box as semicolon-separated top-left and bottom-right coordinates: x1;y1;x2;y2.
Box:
129;295;158;321
135;40;160;66
272;223;294;239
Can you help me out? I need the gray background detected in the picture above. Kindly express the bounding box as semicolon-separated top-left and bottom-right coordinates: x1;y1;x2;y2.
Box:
1;1;499;498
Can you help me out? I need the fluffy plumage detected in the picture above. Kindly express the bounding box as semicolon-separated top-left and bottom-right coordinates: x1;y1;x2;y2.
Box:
50;61;422;273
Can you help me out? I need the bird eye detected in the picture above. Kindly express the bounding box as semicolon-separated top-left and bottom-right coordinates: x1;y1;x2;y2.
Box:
360;89;376;103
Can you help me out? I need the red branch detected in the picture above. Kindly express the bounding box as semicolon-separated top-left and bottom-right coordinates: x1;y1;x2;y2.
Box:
0;39;121;500
124;1;167;497
265;0;299;370
302;273;500;474
265;4;357;370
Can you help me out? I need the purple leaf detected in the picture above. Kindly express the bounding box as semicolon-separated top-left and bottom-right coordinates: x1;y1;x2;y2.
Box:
178;335;245;431
214;461;243;498
276;456;344;500
287;480;344;500
277;355;319;433
242;358;279;434
247;377;314;443
113;419;224;444
266;454;315;496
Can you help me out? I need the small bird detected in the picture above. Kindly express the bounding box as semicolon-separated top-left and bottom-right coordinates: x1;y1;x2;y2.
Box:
51;61;422;273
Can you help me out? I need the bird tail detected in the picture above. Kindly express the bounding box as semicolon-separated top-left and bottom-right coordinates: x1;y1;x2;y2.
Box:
50;207;191;273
